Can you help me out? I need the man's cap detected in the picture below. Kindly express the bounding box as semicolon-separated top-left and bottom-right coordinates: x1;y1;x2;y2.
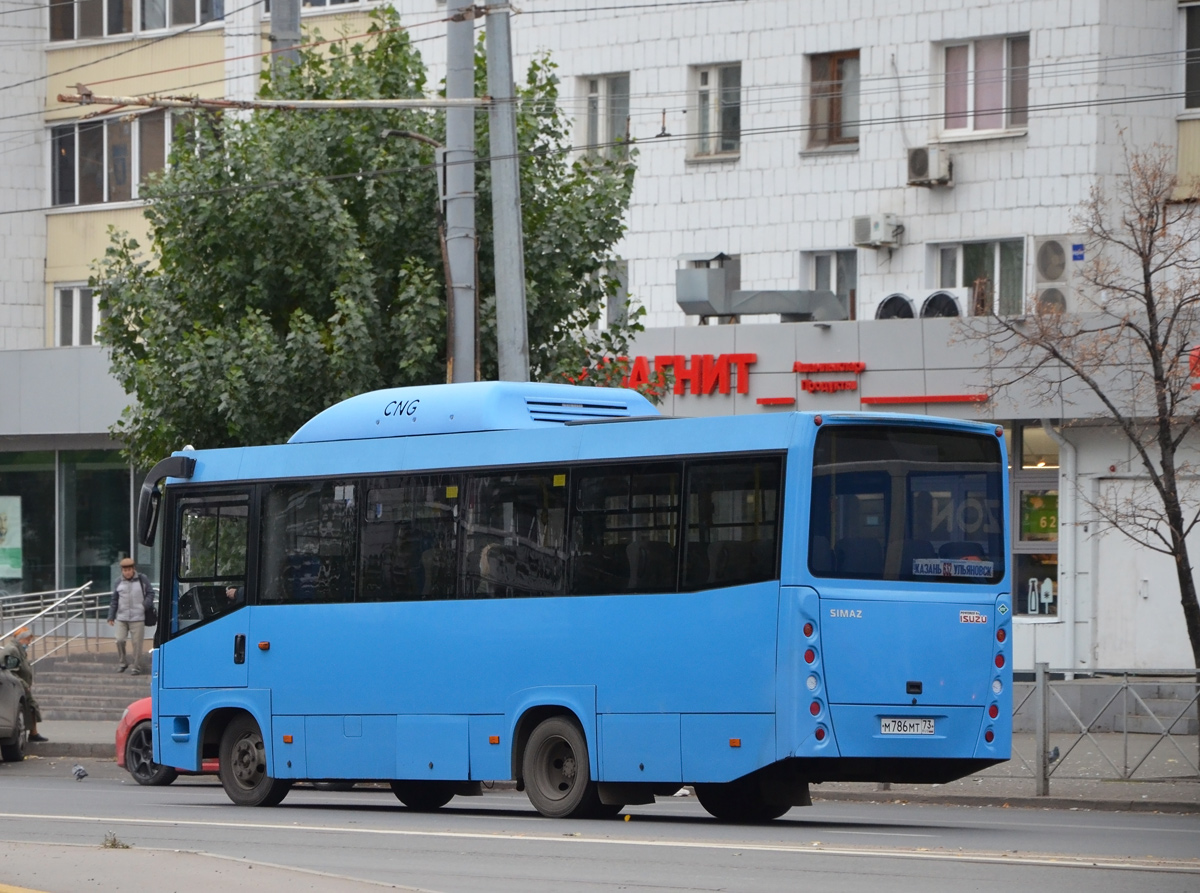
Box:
14;626;31;640
119;558;136;568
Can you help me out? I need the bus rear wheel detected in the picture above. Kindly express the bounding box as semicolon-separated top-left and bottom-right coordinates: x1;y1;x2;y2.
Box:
218;715;292;807
694;780;790;823
390;781;455;811
522;716;604;818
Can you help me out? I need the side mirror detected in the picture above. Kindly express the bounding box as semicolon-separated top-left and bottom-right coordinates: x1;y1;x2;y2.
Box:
2;654;19;670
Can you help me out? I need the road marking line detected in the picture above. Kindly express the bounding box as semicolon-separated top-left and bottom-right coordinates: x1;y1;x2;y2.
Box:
0;813;1197;874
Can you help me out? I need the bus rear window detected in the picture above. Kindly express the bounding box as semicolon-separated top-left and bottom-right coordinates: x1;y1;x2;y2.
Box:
809;426;1004;584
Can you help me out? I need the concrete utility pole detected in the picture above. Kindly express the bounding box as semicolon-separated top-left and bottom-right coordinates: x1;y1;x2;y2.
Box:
269;0;301;75
444;0;478;383
486;2;530;381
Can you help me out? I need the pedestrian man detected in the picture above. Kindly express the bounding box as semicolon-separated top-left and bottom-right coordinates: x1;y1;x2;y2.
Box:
1;627;46;742
107;558;155;675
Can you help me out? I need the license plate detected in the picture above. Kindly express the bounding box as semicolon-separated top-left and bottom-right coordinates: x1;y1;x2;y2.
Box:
880;717;935;735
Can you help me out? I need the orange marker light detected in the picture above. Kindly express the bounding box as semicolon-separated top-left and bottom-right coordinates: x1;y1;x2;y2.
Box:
489;735;500;745
258;641;270;651
729;738;741;748
282;735;293;744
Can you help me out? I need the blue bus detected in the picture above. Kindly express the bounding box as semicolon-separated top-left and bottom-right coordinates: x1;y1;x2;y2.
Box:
142;381;1011;820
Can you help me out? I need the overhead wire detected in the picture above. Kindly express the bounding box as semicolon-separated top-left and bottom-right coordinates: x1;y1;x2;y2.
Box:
3;84;1191;219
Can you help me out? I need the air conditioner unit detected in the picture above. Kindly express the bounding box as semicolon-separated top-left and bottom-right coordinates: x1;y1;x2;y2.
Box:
1033;236;1084;313
907;146;952;186
852;213;901;248
874;293;915;319
918;287;971;318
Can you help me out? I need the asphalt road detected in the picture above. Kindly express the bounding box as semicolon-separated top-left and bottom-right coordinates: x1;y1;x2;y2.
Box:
0;758;1198;893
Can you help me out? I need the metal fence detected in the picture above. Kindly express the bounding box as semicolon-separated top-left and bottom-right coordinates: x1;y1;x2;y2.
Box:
0;583;106;663
1007;663;1200;794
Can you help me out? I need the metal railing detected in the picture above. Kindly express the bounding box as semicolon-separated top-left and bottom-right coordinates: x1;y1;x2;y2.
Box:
0;583;105;663
1008;663;1200;794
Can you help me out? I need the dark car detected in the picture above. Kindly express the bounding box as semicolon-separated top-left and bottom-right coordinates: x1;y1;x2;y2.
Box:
116;696;218;785
0;651;29;762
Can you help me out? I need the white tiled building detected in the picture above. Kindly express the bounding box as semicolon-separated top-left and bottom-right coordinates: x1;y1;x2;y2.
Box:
1;0;1198;671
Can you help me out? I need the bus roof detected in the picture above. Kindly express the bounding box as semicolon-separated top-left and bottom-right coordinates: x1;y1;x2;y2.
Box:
288;381;661;444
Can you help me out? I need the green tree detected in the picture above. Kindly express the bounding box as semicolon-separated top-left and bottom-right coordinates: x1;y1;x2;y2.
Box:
95;10;637;468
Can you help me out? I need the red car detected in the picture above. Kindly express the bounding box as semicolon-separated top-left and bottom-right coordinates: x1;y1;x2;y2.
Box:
116;697;218;785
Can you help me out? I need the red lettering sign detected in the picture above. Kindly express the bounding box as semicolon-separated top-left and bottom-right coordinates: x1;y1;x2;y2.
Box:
793;362;866;374
630;354;757;395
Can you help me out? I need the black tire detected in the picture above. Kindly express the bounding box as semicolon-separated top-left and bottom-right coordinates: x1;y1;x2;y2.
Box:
125;721;179;786
694;780;790;823
0;703;27;762
218;714;292;807
313;781;356;792
389;781;455;810
521;716;603;818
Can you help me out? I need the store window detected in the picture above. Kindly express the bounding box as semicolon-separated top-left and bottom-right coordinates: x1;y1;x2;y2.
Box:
1011;424;1060;616
942;35;1029;134
0;453;56;595
59;451;132;593
809;50;860;148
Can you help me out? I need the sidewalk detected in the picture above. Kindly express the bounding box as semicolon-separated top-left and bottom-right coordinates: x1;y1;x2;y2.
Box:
24;722;1200;814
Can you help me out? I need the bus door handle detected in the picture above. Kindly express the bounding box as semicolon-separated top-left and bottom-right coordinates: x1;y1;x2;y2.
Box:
234;634;246;665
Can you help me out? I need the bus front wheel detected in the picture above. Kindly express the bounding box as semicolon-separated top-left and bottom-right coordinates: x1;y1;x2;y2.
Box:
218;715;292;807
522;716;604;818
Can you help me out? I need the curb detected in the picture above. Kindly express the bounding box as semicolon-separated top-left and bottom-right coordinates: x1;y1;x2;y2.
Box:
811;790;1200;814
26;743;113;759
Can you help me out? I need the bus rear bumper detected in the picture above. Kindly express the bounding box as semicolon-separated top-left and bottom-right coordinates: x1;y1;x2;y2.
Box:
823;703;1010;763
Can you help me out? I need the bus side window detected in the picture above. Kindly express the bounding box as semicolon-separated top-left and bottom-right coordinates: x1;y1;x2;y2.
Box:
260;481;356;605
570;464;680;596
681;458;781;591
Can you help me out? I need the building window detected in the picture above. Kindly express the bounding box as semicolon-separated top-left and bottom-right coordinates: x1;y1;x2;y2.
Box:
937;239;1025;315
943;35;1029;133
809;51;860;148
1188;6;1200;109
580;74;631;158
806;250;857;319
50;0;222;41
692;63;741;158
56;286;103;346
50;111;169;207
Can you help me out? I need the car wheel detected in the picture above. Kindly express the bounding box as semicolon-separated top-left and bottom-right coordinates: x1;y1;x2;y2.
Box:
125;721;178;786
218;714;292;807
0;704;28;762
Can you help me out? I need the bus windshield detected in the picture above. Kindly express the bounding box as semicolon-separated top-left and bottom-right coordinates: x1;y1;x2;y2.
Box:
808;424;1005;584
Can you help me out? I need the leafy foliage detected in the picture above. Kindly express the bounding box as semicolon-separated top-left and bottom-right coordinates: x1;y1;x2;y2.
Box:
95;9;637;467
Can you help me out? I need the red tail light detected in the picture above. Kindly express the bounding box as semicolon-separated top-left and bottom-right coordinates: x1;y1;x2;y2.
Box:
815;727;826;741
988;704;999;719
803;622;814;637
809;701;820;716
995;654;1005;668
985;729;995;743
997;628;1006;643
804;648;816;663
